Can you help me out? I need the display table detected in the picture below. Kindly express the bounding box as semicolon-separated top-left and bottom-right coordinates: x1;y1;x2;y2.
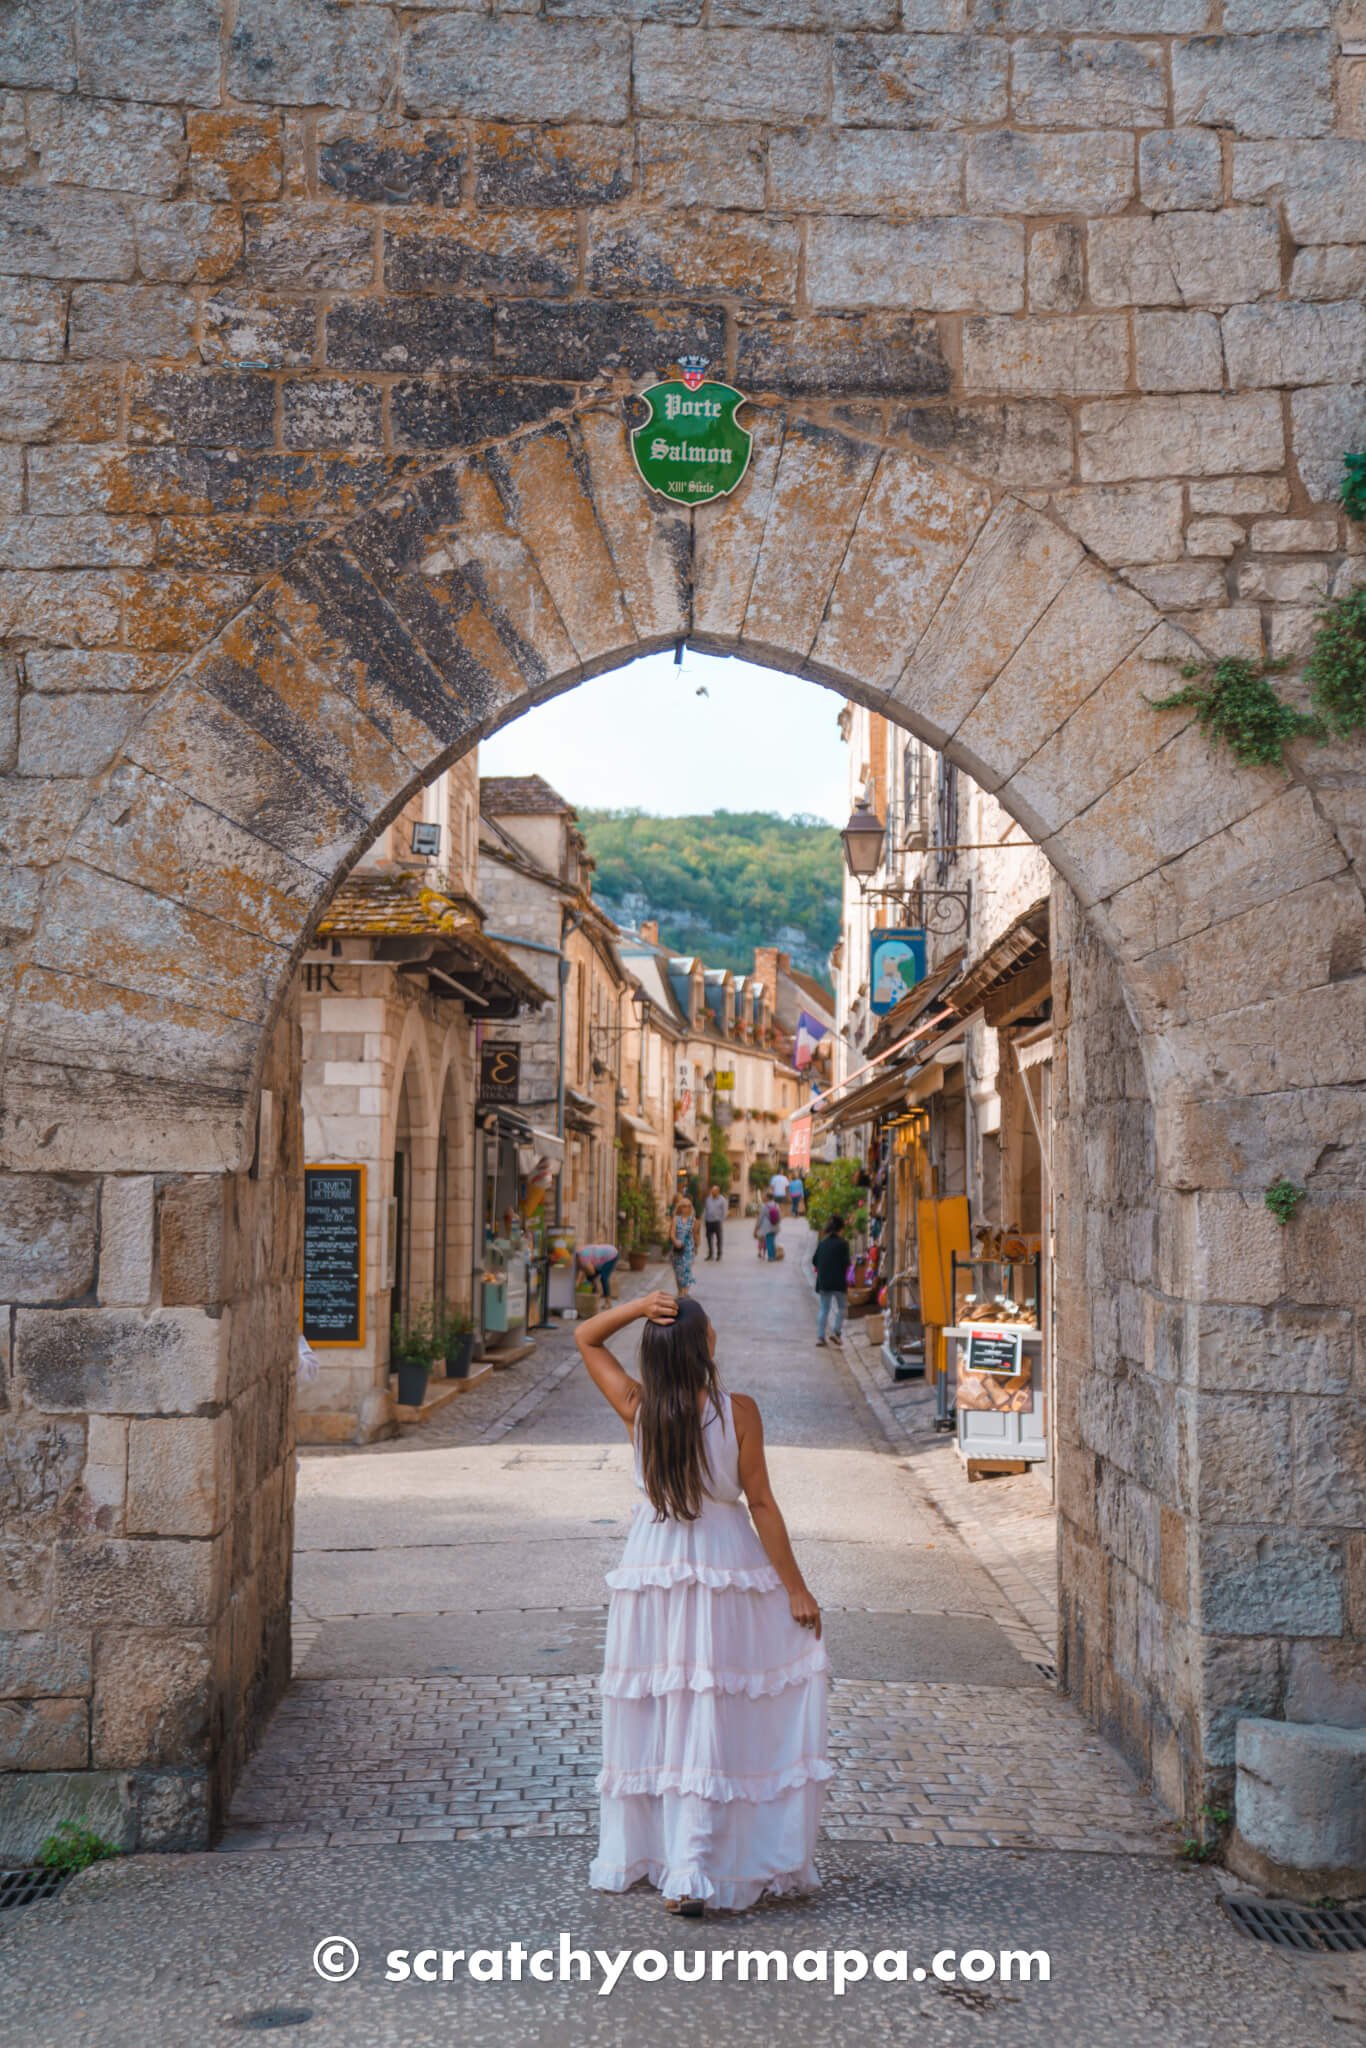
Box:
944;1323;1046;1478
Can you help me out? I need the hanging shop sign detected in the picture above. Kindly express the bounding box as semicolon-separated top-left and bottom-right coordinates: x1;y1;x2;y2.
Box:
302;1164;366;1348
631;358;752;506
965;1326;1024;1377
869;928;928;1014
479;1041;521;1105
714;1070;735;1090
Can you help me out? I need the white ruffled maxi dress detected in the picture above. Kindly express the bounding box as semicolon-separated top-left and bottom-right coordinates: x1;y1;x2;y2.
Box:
589;1389;831;1910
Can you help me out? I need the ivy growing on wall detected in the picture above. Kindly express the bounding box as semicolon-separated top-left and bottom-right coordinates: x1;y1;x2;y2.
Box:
1305;584;1366;738
1341;452;1366;525
1149;656;1318;769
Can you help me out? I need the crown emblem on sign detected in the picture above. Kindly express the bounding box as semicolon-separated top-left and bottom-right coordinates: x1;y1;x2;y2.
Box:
676;355;710;391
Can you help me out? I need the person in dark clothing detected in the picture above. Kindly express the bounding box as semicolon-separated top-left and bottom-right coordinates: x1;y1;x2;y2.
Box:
811;1216;850;1347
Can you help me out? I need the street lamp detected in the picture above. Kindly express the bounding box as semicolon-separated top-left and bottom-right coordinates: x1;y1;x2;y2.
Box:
840;795;885;887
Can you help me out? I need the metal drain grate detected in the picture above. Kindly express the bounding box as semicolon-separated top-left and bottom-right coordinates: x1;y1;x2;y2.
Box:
0;1867;70;1912
1032;1661;1058;1682
1222;1897;1366;1954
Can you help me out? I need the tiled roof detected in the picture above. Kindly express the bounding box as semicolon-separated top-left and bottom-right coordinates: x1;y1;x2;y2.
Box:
480;774;573;816
316;872;546;1006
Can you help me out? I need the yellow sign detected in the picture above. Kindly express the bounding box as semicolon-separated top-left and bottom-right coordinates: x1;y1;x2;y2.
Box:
714;1071;735;1090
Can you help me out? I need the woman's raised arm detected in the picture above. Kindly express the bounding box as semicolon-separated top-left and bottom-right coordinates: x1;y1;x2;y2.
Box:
575;1291;677;1427
732;1392;821;1638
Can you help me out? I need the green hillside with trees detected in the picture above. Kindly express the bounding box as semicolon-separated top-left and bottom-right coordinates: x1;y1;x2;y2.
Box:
579;810;841;987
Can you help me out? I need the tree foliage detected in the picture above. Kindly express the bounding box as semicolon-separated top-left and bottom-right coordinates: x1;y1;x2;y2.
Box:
579;809;841;985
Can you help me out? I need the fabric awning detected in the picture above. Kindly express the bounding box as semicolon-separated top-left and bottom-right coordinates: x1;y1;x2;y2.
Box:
527;1125;565;1161
942;903;1049;1020
674;1126;697;1150
617;1110;655;1142
816;1066;912;1134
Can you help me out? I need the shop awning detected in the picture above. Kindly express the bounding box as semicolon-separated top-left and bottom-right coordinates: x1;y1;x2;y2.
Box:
942;904;1050;1024
816;1065;914;1134
674;1126;697;1150
527;1125;565;1162
618;1110;655;1143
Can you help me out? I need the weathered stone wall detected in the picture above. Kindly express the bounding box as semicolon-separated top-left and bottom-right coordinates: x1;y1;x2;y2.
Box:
0;0;1364;1852
0;991;300;1857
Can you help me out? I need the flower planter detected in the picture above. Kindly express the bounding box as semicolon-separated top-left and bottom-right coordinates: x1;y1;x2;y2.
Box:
445;1332;475;1379
394;1358;431;1408
627;1250;648;1272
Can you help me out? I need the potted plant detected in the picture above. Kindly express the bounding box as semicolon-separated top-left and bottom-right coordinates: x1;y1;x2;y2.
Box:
391;1303;440;1408
618;1163;658;1271
442;1305;476;1379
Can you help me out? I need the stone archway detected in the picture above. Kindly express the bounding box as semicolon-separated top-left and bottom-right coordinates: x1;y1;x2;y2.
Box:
3;401;1361;1854
1;0;1364;1854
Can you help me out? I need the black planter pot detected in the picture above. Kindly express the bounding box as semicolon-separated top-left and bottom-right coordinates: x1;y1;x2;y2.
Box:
445;1333;475;1379
395;1358;431;1408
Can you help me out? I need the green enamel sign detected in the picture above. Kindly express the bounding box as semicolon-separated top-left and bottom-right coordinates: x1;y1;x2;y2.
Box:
630;366;752;506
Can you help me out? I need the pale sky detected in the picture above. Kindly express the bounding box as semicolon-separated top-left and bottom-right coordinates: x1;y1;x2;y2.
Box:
479;649;851;824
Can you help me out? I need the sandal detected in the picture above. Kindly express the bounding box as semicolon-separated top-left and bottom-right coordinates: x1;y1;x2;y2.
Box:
666;1898;706;1918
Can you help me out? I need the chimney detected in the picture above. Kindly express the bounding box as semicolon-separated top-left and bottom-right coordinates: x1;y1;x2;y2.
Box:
753;946;789;989
640;919;660;945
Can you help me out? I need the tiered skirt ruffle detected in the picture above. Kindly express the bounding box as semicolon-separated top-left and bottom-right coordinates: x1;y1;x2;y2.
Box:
590;1504;831;1912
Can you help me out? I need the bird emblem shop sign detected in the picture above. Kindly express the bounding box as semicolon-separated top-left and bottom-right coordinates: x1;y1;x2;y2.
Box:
630;358;752;506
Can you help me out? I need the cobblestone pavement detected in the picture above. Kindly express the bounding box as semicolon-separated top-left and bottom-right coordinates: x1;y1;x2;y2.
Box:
222;1671;1165;1857
230;1238;1170;1859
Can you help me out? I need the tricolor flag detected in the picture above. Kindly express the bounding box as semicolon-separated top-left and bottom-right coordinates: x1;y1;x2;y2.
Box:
794;1010;829;1070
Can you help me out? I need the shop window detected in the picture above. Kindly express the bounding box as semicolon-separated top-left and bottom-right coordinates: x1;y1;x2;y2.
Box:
934;757;959;883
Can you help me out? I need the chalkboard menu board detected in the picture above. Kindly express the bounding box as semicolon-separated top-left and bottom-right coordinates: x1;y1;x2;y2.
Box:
965;1326;1024;1377
302;1164;366;1348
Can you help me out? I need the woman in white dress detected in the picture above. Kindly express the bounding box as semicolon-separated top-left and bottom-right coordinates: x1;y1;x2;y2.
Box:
576;1290;830;1915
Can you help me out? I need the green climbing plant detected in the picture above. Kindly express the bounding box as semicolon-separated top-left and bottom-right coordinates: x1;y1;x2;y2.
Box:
1264;1178;1306;1226
1305;584;1366;739
1149;655;1319;769
1341;451;1366;524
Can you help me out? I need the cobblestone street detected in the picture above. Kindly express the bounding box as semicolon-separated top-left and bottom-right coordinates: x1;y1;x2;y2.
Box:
224;1246;1163;1859
6;1242;1361;2046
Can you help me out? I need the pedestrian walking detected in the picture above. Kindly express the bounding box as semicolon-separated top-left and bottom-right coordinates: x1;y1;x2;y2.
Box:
787;1173;804;1218
768;1167;790;1207
576;1290;829;1914
754;1195;781;1263
669;1195;696;1296
702;1184;727;1262
575;1243;619;1300
811;1215;849;1347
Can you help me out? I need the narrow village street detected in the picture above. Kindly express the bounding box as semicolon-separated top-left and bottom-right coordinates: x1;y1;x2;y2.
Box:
2;1249;1359;2046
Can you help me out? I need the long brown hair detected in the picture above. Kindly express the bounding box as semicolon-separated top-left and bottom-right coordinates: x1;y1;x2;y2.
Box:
636;1297;722;1523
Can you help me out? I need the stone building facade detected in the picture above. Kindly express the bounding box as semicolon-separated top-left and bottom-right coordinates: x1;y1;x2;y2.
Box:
0;3;1363;1863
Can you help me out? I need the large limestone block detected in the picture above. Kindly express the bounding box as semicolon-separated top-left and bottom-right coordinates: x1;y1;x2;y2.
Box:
1079;394;1284;482
1232;1718;1366;1897
955;562;1156;801
807;215;1024;314
28;862;286;1032
15;1306;228;1415
635;26;827;122
968;128;1135;216
1088;209;1280;309
1048;483;1185;566
0;1173;97;1304
126;1415;231;1539
809;447;990;697
890;501;1085;751
576;407;689;649
742;419;880;669
1223;301;1366;390
1173;32;1334;140
962;314;1128;397
430;456;580;690
0;1696;88;1771
72;764;324;953
98;1176;155;1308
0;1769;136;1865
1201;1530;1344;1637
403;15;630;123
767;129;962;217
487;425;634;669
56;1534;226;1630
691;408;785;647
1232;138;1366;245
1006;623;1196;841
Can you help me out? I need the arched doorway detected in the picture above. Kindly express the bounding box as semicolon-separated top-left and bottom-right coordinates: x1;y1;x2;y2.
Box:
2;404;1361;1852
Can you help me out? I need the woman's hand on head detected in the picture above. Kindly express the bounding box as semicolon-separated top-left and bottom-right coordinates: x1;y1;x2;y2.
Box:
640;1290;678;1324
789;1587;821;1638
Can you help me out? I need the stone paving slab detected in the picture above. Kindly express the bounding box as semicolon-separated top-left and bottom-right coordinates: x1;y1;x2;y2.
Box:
2;1838;1361;2048
296;1606;1045;1689
220;1672;1167;1859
